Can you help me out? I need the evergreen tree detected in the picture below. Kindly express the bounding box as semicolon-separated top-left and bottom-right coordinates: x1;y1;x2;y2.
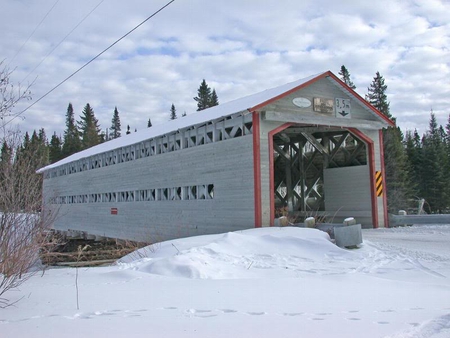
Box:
22;130;48;168
0;141;11;164
49;132;63;164
367;72;391;119
404;130;422;196
170;103;177;120
62;103;81;158
182;112;187;117
383;126;412;212
126;125;131;135
194;79;212;111
367;72;411;212
421;112;450;213
15;129;49;199
109;106;121;139
30;130;39;149
78;103;102;150
147;118;152;128
209;89;219;107
0;141;12;195
36;128;49;167
22;132;30;152
338;65;356;89
446;114;450;146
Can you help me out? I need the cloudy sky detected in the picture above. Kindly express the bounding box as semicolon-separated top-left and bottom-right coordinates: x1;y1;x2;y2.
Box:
1;0;449;139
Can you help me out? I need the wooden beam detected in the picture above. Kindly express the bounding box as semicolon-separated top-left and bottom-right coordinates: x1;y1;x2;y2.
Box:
262;111;386;130
301;132;329;154
283;127;345;135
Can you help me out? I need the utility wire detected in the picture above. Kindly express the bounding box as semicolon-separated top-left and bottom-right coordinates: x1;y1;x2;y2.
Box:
21;0;104;83
8;0;60;67
9;0;175;126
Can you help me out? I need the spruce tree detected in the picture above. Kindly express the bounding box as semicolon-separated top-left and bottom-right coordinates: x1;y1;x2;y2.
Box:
16;129;49;196
78;103;102;150
338;65;356;89
147;118;152;128
109;106;121;139
367;72;391;119
49;132;63;164
383;126;412;212
0;141;11;164
36;128;49;167
404;130;422;197
62;103;81;158
367;72;411;212
194;79;212;111
126;125;131;135
22;132;30;152
170;103;177;120
421;112;450;213
209;89;219;107
445;114;450;157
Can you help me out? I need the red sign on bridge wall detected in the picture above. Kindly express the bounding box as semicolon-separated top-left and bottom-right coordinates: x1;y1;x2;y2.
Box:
111;208;118;215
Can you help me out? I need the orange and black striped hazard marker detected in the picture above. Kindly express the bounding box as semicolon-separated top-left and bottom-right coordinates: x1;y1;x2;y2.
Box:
375;171;383;197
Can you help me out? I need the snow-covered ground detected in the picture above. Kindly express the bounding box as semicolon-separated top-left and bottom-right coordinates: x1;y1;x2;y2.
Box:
1;225;449;338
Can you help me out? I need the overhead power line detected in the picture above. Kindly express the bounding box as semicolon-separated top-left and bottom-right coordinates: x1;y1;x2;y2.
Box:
22;0;105;83
10;0;175;126
8;0;60;67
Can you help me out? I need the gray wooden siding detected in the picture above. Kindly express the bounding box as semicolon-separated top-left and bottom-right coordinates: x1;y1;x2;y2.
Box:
43;136;255;242
323;166;373;227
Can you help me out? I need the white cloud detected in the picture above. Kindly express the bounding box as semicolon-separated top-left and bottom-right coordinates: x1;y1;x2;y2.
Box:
1;0;449;138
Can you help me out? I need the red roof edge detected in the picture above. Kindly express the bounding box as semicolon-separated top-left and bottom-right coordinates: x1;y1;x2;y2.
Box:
250;70;395;128
325;71;395;127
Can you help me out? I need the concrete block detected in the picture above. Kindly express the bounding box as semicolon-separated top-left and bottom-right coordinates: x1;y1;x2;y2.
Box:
334;224;362;248
305;217;316;228
343;217;356;226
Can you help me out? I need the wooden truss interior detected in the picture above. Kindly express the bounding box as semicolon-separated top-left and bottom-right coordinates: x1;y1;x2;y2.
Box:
273;127;367;216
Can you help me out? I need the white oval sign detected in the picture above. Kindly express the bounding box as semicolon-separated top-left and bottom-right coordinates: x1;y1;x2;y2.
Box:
293;97;311;108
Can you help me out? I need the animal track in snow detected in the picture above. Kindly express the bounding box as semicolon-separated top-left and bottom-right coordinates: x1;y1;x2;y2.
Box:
220;309;237;313
283;312;304;316
185;309;218;318
246;311;266;316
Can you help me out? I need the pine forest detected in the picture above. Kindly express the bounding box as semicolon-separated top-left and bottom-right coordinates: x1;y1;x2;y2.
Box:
1;70;449;214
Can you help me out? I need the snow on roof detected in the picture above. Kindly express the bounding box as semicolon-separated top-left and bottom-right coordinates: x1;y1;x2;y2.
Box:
37;72;326;173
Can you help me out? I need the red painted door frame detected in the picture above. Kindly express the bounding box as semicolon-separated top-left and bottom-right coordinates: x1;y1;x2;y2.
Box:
252;112;262;227
347;128;378;228
263;124;379;228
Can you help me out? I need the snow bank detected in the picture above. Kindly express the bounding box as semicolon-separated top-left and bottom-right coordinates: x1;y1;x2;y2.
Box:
118;227;351;279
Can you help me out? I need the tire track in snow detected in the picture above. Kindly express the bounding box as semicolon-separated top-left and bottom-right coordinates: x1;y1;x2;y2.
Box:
356;241;447;278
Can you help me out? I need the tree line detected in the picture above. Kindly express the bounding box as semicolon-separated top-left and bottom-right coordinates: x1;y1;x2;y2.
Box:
16;79;219;165
2;66;449;214
340;65;450;214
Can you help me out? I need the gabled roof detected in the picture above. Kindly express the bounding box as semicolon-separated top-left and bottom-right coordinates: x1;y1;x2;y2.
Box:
38;70;393;173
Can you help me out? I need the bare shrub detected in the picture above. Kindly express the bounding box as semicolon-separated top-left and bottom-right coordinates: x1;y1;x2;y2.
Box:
0;61;56;307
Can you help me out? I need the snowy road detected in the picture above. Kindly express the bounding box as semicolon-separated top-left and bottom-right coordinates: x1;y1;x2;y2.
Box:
364;225;450;258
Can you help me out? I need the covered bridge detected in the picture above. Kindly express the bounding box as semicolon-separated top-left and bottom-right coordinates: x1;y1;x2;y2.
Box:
38;71;394;242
